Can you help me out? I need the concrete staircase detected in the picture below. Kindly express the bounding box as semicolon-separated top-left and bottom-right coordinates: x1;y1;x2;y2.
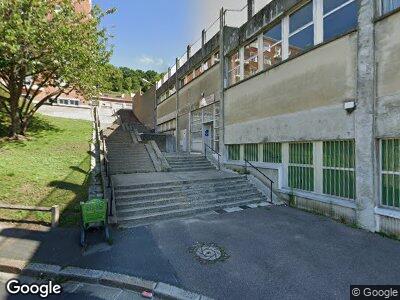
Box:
114;174;265;227
165;154;216;172
104;125;155;175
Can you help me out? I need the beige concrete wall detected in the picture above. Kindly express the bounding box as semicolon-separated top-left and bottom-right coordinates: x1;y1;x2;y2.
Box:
133;86;155;129
375;11;400;138
178;64;221;115
157;94;177;125
224;33;357;144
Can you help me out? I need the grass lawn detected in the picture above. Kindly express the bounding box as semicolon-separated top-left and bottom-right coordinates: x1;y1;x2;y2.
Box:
0;113;92;226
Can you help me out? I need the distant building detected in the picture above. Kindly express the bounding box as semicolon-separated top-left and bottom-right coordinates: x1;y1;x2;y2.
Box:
95;92;133;110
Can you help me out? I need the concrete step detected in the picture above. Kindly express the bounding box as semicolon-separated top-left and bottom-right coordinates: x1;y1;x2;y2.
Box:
116;192;263;211
115;176;247;190
110;170;154;175
168;161;211;166
170;166;216;171
166;157;206;162
115;182;252;196
114;177;248;190
117;195;263;218
115;187;258;202
117;198;263;227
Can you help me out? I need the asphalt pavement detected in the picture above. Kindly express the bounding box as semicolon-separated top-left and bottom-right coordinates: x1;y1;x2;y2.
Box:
0;206;399;299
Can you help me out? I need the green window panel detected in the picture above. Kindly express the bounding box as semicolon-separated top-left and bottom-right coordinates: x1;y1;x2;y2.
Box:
288;166;314;191
381;139;400;208
244;144;259;162
323;140;356;200
289;142;313;165
323;169;355;199
288;142;314;191
263;143;282;163
228;145;241;161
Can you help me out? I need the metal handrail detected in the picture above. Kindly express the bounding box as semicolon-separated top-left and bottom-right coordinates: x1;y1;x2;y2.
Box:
94;106;114;217
244;159;274;204
204;144;221;170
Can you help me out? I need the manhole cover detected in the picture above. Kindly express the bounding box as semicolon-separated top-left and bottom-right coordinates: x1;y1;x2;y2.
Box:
189;242;229;264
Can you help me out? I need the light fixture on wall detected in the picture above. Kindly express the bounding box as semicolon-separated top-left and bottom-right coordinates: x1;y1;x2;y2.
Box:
200;92;207;108
344;99;357;113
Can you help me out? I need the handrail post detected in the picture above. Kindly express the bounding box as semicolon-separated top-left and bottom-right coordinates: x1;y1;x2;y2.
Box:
245;160;247;173
218;154;220;170
270;181;273;203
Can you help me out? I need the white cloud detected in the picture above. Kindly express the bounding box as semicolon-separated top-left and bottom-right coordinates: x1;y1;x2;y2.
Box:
138;55;164;67
136;55;168;72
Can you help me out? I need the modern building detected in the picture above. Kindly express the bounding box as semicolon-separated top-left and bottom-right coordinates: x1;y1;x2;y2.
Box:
135;0;400;237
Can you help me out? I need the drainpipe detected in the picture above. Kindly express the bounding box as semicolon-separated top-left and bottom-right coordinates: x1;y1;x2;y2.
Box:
201;29;206;48
175;57;180;153
247;0;255;20
219;7;226;160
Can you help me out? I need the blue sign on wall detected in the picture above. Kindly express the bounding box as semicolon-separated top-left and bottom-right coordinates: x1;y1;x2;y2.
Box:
204;129;209;137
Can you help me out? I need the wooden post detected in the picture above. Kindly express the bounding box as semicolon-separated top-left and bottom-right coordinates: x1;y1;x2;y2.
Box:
51;205;60;228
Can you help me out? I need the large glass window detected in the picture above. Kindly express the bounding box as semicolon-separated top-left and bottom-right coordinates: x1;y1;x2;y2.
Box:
228;145;241;161
381;139;400;208
289;142;314;191
263;23;282;69
244;144;259;162
289;1;314;58
382;0;400;15
228;51;241;85
323;140;355;199
323;0;357;41
263;143;282;163
244;40;259;78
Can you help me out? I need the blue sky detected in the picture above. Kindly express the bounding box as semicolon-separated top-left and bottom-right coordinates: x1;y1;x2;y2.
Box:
93;0;195;72
92;0;248;73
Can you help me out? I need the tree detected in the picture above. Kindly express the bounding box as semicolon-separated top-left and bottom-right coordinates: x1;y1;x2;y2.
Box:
102;65;162;94
0;0;111;138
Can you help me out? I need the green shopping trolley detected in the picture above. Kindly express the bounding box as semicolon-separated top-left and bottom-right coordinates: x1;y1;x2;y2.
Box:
80;198;111;247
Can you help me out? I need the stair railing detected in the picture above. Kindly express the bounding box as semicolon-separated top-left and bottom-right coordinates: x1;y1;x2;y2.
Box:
94;106;114;217
244;159;274;204
204;144;221;170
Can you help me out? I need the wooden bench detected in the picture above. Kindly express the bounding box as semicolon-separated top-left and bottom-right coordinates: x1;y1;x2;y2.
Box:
0;204;60;227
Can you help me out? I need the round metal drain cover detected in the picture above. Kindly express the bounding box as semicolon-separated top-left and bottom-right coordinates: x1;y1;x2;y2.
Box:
189;242;229;264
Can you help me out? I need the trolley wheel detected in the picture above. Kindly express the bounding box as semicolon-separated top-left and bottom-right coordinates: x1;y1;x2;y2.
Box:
104;226;112;245
80;225;87;248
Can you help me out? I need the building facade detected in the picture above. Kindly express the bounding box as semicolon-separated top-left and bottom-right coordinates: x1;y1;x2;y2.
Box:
139;0;400;236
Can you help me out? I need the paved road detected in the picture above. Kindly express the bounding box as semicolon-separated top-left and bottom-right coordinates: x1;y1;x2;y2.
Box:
0;206;399;299
0;271;148;300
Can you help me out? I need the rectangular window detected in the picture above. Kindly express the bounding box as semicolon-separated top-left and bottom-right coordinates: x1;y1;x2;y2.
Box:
244;40;259;78
228;145;241;161
289;142;314;191
203;57;212;71
195;66;202;77
381;139;400;208
323;140;355;199
263;23;282;69
323;0;357;41
214;52;220;63
381;0;400;14
244;144;259;162
263;143;282;163
289;1;314;58
228;51;241;85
